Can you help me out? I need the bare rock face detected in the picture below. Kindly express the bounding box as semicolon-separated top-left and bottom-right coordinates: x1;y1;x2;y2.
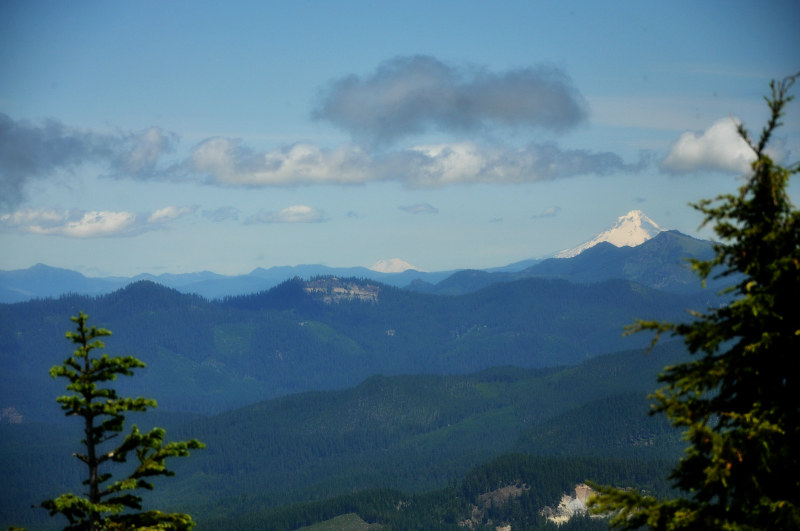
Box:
303;277;380;303
540;483;599;525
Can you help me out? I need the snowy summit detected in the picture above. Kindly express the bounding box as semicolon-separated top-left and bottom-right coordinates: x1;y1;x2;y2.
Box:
369;258;421;273
556;210;664;258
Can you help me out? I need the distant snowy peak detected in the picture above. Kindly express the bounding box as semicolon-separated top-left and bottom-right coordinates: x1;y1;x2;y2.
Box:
556;210;664;258
369;258;422;273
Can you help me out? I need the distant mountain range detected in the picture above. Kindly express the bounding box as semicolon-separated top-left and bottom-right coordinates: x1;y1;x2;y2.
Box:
0;211;720;303
0;262;458;303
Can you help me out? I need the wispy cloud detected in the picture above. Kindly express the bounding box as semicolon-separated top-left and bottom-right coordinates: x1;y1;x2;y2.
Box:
531;206;562;219
0;205;194;238
0;113;177;210
246;205;325;224
398;202;439;214
202;206;240;222
114;127;179;177
313;55;588;144
661;117;755;174
147;205;197;223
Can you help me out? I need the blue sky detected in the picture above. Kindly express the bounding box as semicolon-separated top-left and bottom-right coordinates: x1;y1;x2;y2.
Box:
1;1;798;276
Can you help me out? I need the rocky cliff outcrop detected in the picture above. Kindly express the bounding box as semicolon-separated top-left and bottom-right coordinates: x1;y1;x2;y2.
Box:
540;483;599;525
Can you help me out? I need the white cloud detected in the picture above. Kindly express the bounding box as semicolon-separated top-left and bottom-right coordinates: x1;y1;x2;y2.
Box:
147;205;196;224
661;117;755;174
190;139;372;186
1;205;195;238
56;211;137;238
246;205;325;224
401;143;488;186
0;208;136;238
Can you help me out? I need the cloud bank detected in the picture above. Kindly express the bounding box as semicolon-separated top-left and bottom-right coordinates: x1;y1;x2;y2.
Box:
661;117;755;174
0;205;194;238
189;140;633;188
1;111;635;209
313;55;588;144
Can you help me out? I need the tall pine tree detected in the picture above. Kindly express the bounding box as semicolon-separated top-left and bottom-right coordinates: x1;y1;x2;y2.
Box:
590;75;800;529
41;312;205;530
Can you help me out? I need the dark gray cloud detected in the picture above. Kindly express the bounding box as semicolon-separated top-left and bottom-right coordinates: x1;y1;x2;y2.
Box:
0;113;113;210
313;56;588;144
0;113;177;211
398;202;439;214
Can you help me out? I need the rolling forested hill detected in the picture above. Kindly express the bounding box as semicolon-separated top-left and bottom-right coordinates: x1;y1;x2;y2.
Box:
2;341;687;529
0;274;719;423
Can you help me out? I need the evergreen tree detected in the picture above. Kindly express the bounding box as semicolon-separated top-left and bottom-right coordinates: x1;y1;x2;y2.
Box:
40;312;205;530
589;75;800;529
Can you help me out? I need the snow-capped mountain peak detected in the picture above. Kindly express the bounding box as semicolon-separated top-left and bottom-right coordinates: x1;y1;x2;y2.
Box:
556;210;663;258
369;258;422;273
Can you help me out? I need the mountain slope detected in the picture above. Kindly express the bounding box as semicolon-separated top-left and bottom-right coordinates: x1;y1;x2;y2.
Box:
409;230;719;296
526;230;719;293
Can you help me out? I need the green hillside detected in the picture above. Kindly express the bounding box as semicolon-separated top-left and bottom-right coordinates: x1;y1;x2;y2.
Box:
1;342;688;529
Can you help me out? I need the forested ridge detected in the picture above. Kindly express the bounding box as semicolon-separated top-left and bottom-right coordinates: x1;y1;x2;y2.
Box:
2;339;688;529
0;274;721;423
